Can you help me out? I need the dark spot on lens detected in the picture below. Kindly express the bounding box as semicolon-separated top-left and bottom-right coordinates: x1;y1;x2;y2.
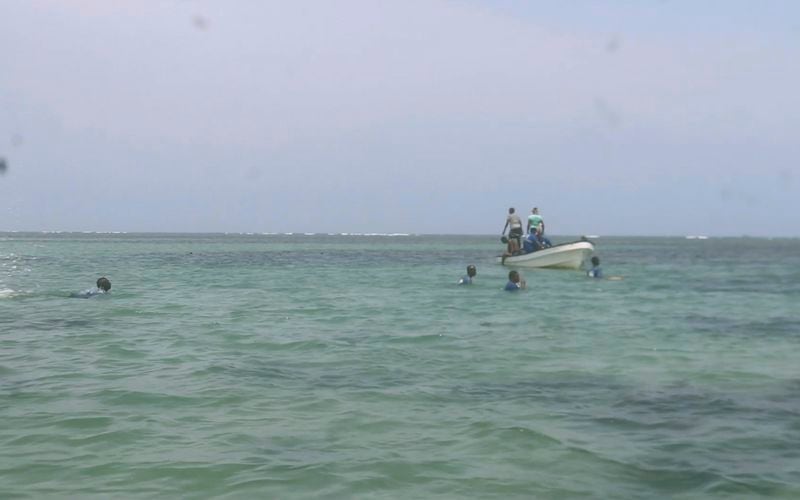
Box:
192;15;209;31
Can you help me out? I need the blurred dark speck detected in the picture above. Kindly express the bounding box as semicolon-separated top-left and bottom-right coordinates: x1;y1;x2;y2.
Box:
778;169;793;188
606;35;622;53
593;98;621;128
719;188;758;206
245;166;263;181
0;157;7;175
192;15;209;31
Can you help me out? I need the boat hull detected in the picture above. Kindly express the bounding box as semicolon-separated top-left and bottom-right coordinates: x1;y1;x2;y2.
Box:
496;241;594;269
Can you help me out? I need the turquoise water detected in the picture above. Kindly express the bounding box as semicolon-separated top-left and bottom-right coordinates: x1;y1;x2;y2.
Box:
2;233;799;498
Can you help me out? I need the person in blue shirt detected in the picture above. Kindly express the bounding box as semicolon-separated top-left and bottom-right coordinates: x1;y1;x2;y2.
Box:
587;256;603;278
522;232;543;253
71;277;111;298
458;265;477;285
504;270;526;291
586;257;624;280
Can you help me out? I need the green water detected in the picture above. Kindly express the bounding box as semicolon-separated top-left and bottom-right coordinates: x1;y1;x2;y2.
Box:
1;233;799;498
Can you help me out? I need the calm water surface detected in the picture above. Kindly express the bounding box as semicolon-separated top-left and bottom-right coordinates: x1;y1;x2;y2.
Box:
1;233;799;498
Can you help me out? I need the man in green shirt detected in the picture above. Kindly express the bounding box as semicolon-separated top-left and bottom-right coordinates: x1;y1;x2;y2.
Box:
527;207;544;235
527;207;552;247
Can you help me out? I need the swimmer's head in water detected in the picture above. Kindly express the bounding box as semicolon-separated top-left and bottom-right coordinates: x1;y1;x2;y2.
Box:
96;277;111;292
591;256;600;267
467;265;477;277
508;270;520;283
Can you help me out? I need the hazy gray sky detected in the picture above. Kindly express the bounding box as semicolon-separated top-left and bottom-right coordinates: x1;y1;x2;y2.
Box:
2;0;798;236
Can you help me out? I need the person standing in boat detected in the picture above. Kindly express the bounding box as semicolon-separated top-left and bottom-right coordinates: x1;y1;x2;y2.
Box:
527;207;552;247
502;207;523;255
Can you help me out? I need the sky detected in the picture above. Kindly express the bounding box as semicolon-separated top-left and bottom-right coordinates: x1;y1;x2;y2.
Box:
1;0;799;236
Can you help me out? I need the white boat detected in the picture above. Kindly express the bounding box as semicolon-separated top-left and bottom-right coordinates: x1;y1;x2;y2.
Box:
496;240;595;269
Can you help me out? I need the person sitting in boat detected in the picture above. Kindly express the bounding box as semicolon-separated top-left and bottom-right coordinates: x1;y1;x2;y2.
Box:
502;207;523;255
527;207;552;247
522;231;543;253
504;270;526;291
71;277;111;298
458;265;477;285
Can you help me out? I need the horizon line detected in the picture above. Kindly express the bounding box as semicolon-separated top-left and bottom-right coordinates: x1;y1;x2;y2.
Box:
1;230;797;239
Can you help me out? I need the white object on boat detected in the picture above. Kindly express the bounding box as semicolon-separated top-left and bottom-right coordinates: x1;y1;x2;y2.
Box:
496;240;595;269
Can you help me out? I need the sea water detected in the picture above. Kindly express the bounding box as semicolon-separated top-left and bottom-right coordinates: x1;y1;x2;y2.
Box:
1;233;799;499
